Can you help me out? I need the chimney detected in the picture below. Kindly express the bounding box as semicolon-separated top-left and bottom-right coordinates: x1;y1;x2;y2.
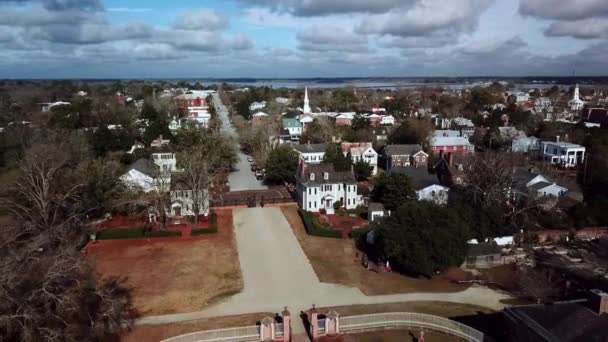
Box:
448;152;453;166
556;135;560;143
587;289;608;315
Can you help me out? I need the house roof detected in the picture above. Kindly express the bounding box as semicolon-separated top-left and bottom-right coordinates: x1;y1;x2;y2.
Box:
433;130;461;138
127;159;159;178
298;163;356;186
467;242;501;257
341;142;374;155
383;144;424;156
431;136;472;147
282;110;301;119
368;202;385;212
584;108;608;127
389;167;441;190
505;301;608;341
293;143;327;154
252;111;269;117
170;171;190;191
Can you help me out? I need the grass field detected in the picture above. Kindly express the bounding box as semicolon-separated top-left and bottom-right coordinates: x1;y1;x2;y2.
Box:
281;206;470;295
87;209;242;316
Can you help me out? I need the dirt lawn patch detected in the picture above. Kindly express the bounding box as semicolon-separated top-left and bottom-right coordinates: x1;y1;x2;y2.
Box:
122;312;272;342
320;329;462;342
281;206;469;295
88;209;242;316
318;301;493;317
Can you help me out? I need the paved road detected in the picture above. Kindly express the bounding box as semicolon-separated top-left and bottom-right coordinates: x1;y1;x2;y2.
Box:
212;93;267;191
137;207;510;328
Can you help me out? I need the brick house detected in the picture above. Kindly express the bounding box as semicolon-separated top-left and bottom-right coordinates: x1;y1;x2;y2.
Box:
382;144;428;171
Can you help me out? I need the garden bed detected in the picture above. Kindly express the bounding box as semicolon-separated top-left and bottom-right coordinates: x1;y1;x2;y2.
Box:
298;208;342;238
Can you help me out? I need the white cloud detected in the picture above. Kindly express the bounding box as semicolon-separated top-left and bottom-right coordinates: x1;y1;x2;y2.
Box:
107;7;152;13
519;0;608;21
173;9;227;31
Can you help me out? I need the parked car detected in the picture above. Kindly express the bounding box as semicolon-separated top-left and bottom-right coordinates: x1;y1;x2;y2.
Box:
247;156;253;163
251;164;257;172
255;170;264;180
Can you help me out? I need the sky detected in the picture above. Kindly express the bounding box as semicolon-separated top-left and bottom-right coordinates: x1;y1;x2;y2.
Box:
1;0;608;78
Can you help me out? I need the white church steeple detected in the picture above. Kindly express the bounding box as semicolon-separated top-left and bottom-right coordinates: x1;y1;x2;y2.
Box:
569;84;584;111
303;87;311;114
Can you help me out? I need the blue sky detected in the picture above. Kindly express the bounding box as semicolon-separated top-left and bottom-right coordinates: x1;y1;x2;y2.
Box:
1;0;608;78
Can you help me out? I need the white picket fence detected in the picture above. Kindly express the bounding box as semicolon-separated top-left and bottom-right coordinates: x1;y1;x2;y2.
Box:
340;312;484;342
160;325;260;342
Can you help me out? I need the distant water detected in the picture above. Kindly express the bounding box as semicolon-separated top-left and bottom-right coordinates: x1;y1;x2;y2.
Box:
208;79;572;90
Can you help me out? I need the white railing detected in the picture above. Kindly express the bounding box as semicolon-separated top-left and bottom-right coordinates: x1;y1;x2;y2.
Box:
160;325;260;342
275;323;284;337
340;312;484;342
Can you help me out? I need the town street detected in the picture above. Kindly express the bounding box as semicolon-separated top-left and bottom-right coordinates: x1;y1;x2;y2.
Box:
212;93;267;191
137;207;510;331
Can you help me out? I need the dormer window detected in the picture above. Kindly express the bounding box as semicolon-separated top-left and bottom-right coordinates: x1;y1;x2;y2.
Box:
324;172;329;180
310;173;315;181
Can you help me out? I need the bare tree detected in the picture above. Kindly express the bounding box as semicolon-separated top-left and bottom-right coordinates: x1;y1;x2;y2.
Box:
462;152;515;210
0;226;136;341
177;148;214;226
517;266;561;304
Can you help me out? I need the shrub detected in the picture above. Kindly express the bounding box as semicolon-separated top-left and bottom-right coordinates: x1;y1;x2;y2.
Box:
298;209;342;239
349;227;372;240
192;226;218;236
96;228;180;240
192;211;219;236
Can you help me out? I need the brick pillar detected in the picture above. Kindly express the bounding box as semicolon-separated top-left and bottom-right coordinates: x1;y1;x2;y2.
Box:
310;304;319;340
281;306;291;342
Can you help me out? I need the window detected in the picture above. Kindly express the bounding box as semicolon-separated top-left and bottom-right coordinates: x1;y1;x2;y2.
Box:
314;201;317;208
421;156;426;162
310;173;315;181
431;190;436;197
308;201;311;208
324;172;329;180
315;188;317;195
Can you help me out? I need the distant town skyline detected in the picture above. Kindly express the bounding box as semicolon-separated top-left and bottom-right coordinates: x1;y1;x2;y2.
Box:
1;0;608;78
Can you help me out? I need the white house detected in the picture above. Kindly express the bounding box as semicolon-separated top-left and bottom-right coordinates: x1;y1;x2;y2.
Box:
168;172;209;220
151;147;178;174
380;115;395;126
390;167;449;205
341;142;378;175
187;108;211;128
120;159;160;193
512;167;568;199
540;140;585;167
296;163;358;214
168;118;181;131
249;101;267;112
368;202;387;222
293;143;327;164
275;97;290;105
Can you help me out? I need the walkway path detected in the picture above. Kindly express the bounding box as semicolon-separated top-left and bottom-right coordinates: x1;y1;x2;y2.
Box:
137;207;510;326
212;93;267;191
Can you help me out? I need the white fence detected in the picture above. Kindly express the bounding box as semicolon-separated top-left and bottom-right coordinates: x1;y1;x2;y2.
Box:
340;312;484;342
160;325;260;342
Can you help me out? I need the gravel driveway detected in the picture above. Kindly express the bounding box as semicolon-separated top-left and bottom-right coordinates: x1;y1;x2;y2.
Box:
138;207;510;328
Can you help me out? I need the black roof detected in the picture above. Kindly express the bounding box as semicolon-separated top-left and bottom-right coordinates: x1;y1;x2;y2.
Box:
505;301;608;341
383;144;424;156
389;167;441;190
127;158;159;177
293;143;327;154
170;171;190;191
283;109;302;119
584;108;608;127
368;202;385;212
298;163;356;186
467;242;501;257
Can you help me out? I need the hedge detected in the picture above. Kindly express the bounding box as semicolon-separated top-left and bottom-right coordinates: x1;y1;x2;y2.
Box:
349;227;373;240
96;228;181;240
192;226;218;236
298;209;342;239
192;211;219;236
